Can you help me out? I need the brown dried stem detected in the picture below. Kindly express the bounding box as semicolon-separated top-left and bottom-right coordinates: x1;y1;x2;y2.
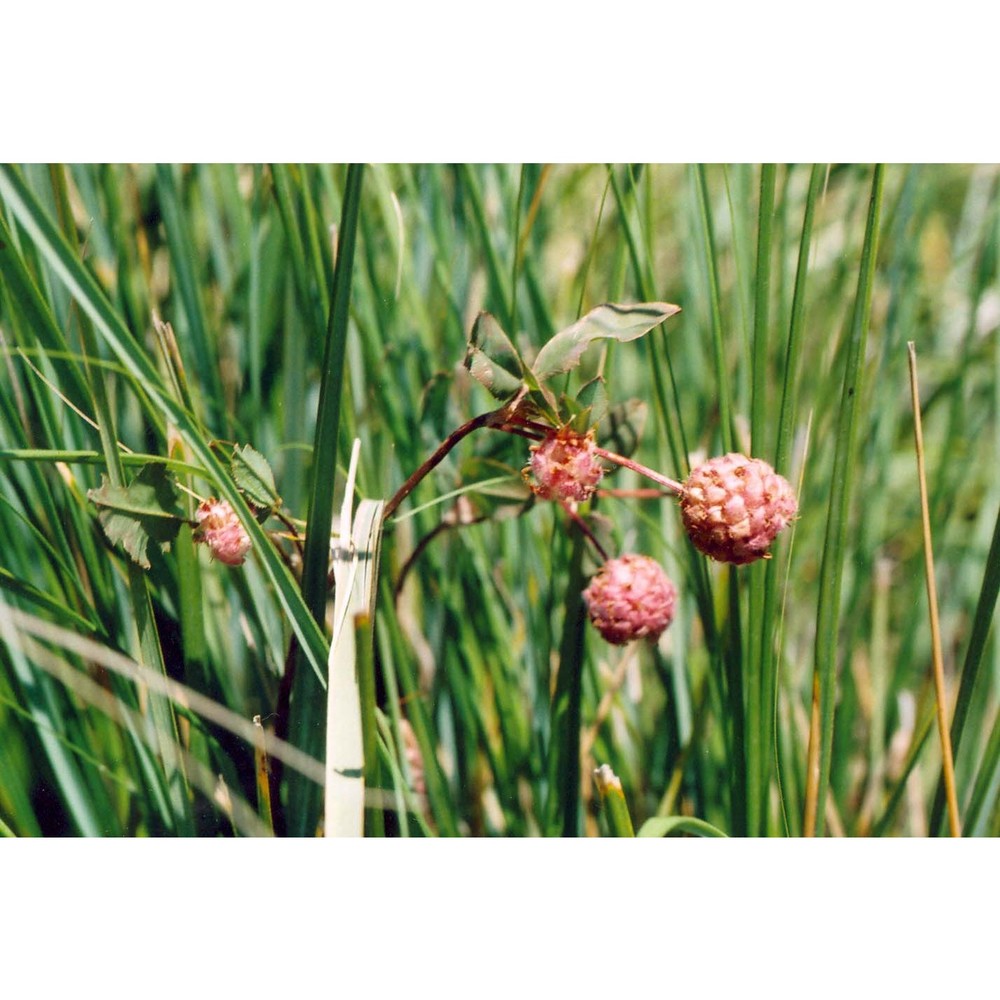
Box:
907;342;961;837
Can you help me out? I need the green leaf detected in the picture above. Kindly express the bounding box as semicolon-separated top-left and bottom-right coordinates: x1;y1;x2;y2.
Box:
575;376;608;429
597;398;648;459
231;443;281;512
87;464;185;569
531;301;681;383
464;311;526;400
637;816;728;838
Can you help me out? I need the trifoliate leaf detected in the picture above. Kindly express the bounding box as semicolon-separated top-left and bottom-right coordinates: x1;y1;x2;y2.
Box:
231;444;281;512
87;463;185;569
530;301;681;383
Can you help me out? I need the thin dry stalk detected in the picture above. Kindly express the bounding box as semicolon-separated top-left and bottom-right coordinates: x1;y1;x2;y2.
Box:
907;342;961;837
803;671;822;836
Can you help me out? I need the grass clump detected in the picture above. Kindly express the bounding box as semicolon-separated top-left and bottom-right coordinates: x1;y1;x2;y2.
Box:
0;163;996;837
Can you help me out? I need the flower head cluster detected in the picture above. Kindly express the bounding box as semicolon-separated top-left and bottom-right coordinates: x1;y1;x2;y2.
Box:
193;498;251;566
583;554;677;645
527;428;605;503
680;453;797;565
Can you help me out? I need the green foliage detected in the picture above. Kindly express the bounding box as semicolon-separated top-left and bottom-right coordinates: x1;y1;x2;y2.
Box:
230;444;281;514
88;464;185;569
0;163;996;838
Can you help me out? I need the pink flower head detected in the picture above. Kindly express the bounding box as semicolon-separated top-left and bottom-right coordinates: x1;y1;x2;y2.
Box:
194;498;251;566
680;453;797;565
528;428;604;502
583;554;677;645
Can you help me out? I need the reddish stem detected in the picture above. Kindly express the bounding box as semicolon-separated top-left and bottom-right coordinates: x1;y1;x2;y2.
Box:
557;499;609;561
496;422;545;442
383;397;535;523
594;446;685;495
596;487;675;499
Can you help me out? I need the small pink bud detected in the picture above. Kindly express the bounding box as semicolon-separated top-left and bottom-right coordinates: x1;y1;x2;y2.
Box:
680;453;797;565
527;428;604;502
194;498;252;566
583;554;677;645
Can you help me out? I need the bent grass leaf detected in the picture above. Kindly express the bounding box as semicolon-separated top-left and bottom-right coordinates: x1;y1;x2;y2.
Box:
531;301;681;383
231;443;281;512
88;463;185;569
458;457;532;517
637;816;728;838
464;311;526;400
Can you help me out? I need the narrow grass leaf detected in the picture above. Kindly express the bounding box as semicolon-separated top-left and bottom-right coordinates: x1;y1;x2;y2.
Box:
804;165;884;837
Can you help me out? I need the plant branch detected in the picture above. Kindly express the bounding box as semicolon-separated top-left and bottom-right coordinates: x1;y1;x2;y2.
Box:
383;399;528;523
594;446;685;494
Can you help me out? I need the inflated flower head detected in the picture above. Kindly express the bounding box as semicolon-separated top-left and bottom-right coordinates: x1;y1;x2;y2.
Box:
528;428;605;502
583;554;677;645
194;498;251;566
680;453;797;565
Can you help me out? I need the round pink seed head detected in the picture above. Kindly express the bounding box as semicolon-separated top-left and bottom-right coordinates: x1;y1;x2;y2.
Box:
680;453;797;565
528;428;605;502
583;554;677;646
194;498;252;567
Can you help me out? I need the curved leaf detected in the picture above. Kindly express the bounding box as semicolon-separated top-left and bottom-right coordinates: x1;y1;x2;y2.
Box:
637;816;728;838
464;311;526;400
531;301;681;382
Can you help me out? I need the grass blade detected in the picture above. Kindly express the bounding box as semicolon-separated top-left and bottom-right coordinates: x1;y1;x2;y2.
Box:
285;163;364;835
929;499;1000;833
593;764;635;837
544;525;587;836
0;165;331;689
746;163;776;837
804;165;885;837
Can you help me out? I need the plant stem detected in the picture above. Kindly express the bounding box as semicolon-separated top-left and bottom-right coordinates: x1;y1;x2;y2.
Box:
557;500;609;561
907;342;961;837
382;403;523;523
593;446;684;494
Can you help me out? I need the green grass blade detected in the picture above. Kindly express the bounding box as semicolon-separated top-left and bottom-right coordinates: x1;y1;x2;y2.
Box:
286;163;364;836
929;499;1000;833
459;165;513;331
746;164;776;837
637;815;728;838
806;165;885;837
46;165;193;832
0;164;330;689
694;164;735;454
961;710;999;836
154;164;225;434
593;764;635;837
544;526;587;836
